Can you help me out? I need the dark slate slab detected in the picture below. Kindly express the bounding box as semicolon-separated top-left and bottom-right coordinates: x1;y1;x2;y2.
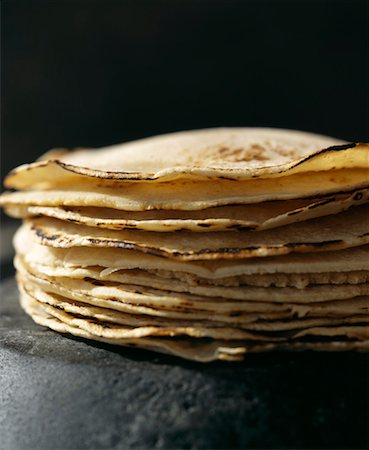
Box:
1;276;368;450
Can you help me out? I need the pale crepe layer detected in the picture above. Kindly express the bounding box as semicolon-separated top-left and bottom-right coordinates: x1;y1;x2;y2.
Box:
19;290;250;362
15;227;369;278
6;128;358;189
18;264;369;329
19;283;285;341
17;272;292;325
17;256;369;306
20;279;369;335
26;204;369;260
25;259;369;291
143;269;369;289
2;170;369;211
20;283;369;341
20;290;369;362
6;188;369;232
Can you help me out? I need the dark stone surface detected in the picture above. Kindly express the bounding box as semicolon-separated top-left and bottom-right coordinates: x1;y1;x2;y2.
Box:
1;276;368;450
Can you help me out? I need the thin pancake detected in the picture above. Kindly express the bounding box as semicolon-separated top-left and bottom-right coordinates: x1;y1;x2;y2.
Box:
6;128;357;188
22;286;369;341
16;255;369;306
20;280;369;333
18;269;369;330
14;226;369;277
2;169;369;210
26;204;369;260
25;259;369;291
5;187;369;232
20;290;369;362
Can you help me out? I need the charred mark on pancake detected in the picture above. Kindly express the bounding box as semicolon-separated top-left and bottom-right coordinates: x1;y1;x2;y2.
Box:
354;192;364;201
34;227;61;241
53;304;64;310
58;161;150;181
288;186;369;202
87;238;135;250
283;142;358;171
172;239;346;257
197;223;212;228
175;247;258;256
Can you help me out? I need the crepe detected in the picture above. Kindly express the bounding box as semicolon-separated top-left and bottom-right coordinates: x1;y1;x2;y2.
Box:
19;271;369;332
5;127;369;187
18;291;362;363
17;258;369;334
2;127;369;361
2;169;369;211
19;288;369;362
25;204;369;260
5;187;369;232
25;258;369;291
19;289;251;362
16;256;369;306
14;225;369;278
18;281;369;338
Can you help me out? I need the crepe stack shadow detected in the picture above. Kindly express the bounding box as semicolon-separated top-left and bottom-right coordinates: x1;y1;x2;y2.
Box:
1;127;369;362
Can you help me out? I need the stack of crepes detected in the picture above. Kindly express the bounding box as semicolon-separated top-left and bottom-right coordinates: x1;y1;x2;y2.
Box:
1;128;369;361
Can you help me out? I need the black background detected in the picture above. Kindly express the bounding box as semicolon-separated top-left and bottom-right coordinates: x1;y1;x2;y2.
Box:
2;0;368;183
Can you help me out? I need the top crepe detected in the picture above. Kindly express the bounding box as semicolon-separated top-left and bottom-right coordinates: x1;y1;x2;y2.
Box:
4;128;369;189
